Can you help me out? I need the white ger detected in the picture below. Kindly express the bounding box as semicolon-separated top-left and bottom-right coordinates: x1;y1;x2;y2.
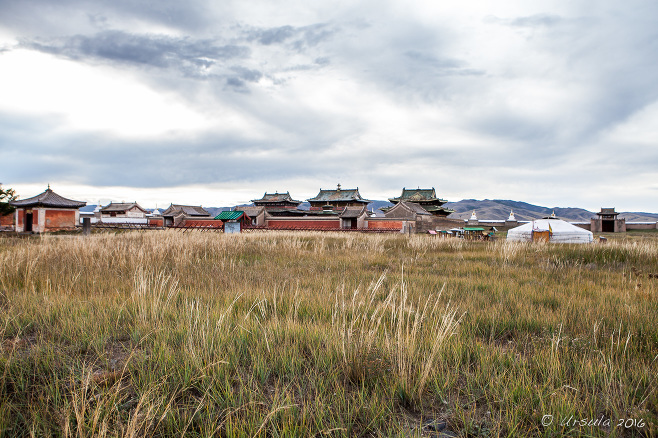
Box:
507;217;593;244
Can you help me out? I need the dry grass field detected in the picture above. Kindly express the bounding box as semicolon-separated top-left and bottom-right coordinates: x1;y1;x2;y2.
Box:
0;230;656;437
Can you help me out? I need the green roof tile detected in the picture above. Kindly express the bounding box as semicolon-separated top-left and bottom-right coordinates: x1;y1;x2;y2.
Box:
215;211;244;220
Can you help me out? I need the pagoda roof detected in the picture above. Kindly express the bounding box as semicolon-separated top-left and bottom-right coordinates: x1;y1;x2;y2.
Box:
423;205;455;214
252;192;302;204
383;201;432;218
10;187;86;209
597;208;619;217
307;185;370;204
161;204;210;217
340;206;367;218
389;187;448;204
100;202;148;213
263;208;308;216
239;206;266;217
381;202;454;215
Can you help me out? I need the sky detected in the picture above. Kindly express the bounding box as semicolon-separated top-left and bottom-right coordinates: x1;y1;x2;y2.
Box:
1;0;657;211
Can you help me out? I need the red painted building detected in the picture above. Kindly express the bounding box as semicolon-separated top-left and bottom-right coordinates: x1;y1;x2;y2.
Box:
10;187;86;233
0;213;13;229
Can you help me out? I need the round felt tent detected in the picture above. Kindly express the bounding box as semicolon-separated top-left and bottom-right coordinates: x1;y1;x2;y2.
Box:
507;217;593;244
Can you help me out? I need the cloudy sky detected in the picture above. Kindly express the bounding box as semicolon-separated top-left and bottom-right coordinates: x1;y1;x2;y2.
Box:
1;0;657;211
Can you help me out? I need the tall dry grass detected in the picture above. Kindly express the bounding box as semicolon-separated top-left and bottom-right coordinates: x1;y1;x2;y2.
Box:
0;230;656;436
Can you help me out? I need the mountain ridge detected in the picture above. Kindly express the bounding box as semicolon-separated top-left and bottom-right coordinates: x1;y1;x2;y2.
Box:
444;199;658;222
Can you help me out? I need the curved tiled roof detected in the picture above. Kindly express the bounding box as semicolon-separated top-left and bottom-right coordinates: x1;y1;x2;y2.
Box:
215;211;245;220
161;204;210;217
10;188;86;208
100;202;147;213
340;206;367;218
307;186;370;204
389;187;447;204
251;192;301;204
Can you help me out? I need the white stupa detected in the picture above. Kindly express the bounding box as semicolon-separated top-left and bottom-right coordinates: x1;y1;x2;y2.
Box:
467;210;479;226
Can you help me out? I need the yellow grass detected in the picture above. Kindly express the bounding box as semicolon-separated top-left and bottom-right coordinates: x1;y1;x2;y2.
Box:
0;230;656;436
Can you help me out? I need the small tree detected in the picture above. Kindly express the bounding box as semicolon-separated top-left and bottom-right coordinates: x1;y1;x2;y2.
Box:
0;185;17;216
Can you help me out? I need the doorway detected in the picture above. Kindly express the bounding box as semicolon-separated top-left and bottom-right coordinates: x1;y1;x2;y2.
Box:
532;230;550;242
602;220;614;232
25;212;33;232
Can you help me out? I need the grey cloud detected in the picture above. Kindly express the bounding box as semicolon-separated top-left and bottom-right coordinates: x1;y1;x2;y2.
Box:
404;51;485;76
23;31;250;69
245;23;337;51
18;24;335;90
230;66;262;82
223;66;263;92
468;5;658;151
294;24;337;49
252;26;296;45
484;14;564;28
0;108;360;188
3;1;658;210
510;14;563;27
225;77;249;92
0;0;213;36
87;13;109;29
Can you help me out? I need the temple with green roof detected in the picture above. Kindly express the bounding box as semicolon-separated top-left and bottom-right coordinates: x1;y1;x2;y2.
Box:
382;187;454;217
307;184;371;211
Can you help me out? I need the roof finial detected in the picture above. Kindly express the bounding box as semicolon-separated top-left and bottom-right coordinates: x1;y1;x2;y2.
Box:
47;183;51;190
337;183;341;191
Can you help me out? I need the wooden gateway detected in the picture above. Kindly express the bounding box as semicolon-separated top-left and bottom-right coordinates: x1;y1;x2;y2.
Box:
10;186;86;233
591;208;626;233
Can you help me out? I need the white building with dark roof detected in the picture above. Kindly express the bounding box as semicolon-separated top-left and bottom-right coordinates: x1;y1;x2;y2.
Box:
100;202;148;219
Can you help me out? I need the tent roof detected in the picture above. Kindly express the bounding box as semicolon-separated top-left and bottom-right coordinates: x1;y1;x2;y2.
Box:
507;219;593;243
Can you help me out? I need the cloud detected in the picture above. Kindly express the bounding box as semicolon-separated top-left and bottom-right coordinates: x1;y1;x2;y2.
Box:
2;0;658;211
22;31;251;75
486;14;564;28
17;20;342;91
249;25;296;45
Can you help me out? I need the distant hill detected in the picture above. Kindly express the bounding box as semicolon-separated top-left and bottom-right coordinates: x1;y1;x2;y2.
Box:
79;205;97;213
618;212;658;221
444;199;658;222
